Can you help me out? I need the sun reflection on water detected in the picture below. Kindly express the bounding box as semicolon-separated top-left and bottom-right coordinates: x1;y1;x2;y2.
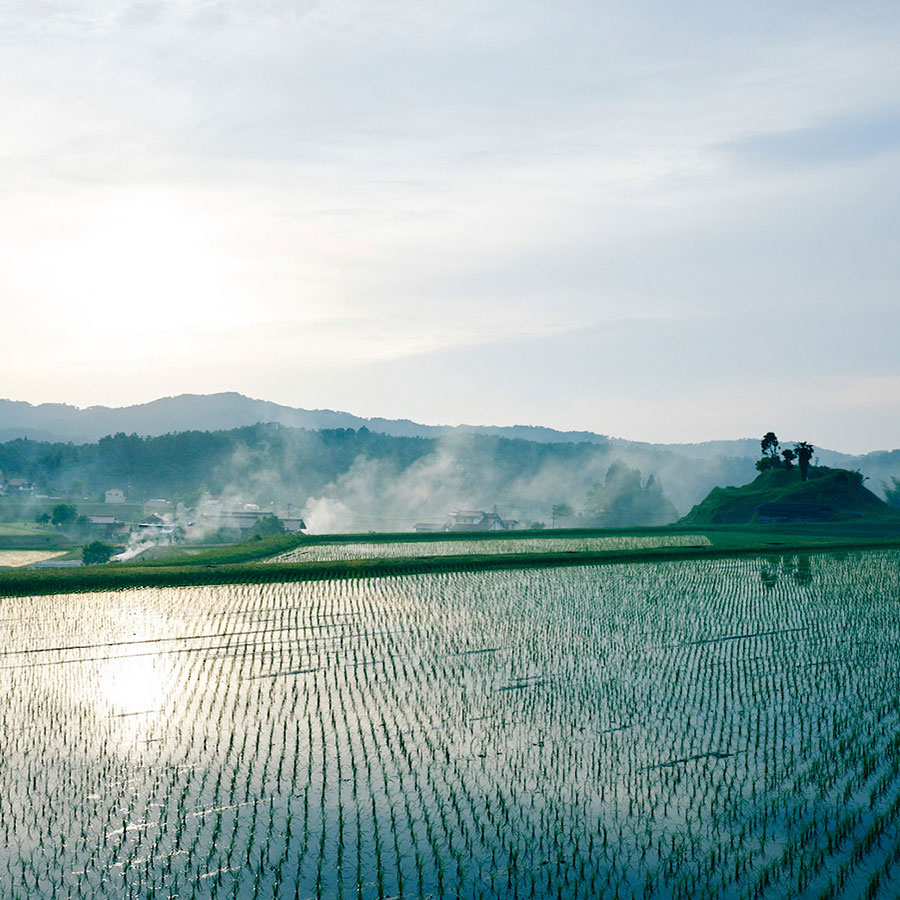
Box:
94;642;176;744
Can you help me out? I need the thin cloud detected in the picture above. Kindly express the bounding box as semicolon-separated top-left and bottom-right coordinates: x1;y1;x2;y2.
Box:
726;108;900;168
1;1;899;451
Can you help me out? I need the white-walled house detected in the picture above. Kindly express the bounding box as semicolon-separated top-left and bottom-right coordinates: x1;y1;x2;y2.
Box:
415;509;519;533
2;479;35;496
445;509;518;531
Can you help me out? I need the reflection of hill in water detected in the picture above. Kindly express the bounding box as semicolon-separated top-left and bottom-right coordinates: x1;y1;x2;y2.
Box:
760;555;814;589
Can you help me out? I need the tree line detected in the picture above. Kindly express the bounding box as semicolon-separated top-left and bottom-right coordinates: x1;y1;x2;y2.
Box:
0;423;686;528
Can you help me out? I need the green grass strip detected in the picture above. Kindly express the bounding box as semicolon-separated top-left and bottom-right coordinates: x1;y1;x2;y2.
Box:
3;536;900;598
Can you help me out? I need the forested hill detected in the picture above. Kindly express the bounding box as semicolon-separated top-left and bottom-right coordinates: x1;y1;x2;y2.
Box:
0;393;886;471
0;393;613;445
0;423;756;528
681;466;900;525
2;393;896;482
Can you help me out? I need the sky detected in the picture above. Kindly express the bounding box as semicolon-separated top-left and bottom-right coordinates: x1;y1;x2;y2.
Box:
1;0;899;454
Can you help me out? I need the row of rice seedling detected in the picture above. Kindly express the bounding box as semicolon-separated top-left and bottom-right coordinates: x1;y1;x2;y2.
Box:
267;533;712;563
1;550;900;897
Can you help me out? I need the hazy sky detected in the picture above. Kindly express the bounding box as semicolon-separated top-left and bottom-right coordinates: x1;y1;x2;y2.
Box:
2;1;899;453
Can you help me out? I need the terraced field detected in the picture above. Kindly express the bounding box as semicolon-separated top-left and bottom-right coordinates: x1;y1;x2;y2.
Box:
268;533;712;563
2;550;900;898
0;549;68;568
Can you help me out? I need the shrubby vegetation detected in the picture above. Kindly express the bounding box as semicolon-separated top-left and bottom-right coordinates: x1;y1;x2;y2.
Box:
883;477;900;509
50;503;77;528
251;513;286;537
583;461;678;527
81;541;114;565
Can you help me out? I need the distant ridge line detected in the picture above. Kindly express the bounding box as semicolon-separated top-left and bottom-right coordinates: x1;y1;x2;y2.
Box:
0;391;617;445
0;392;893;465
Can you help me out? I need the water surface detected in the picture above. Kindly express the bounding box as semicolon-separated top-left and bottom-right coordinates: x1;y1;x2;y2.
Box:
1;551;899;898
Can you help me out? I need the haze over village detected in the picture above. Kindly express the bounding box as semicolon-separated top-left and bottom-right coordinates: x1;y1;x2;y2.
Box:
1;392;899;561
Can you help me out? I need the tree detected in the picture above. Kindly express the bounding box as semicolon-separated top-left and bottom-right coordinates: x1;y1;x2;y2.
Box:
781;448;796;470
761;432;780;461
82;541;114;565
584;461;677;526
551;503;574;527
251;514;285;537
51;503;77;528
882;476;900;509
34;512;50;525
71;515;92;541
794;442;814;482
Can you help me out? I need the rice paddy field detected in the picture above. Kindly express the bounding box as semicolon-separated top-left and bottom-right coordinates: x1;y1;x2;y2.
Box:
3;550;900;899
267;533;713;563
0;549;68;568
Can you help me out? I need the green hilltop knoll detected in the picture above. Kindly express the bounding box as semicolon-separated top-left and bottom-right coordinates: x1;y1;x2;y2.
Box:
681;465;899;525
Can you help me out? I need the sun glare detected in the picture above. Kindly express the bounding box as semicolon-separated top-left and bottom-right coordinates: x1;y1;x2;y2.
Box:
97;655;170;716
46;192;236;339
95;643;176;746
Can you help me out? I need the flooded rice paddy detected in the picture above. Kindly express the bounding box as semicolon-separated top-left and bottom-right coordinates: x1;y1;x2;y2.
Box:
268;533;712;563
2;551;900;898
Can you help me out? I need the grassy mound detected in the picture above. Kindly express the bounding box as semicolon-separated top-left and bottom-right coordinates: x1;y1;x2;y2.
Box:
681;467;897;525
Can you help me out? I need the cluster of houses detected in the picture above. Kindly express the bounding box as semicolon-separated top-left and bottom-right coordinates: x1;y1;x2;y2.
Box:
0;478;36;497
0;481;305;544
414;509;518;533
92;501;512;539
192;498;306;537
4;478;520;538
84;512;181;542
86;493;307;543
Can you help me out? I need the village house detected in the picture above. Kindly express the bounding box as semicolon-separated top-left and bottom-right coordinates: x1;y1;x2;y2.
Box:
1;478;36;497
415;509;518;533
133;515;183;543
192;507;306;537
87;515;130;539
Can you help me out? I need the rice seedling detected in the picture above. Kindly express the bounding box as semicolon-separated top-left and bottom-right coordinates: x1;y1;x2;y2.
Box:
1;551;900;896
267;534;712;564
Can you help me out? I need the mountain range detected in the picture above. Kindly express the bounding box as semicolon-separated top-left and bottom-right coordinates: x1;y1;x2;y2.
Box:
0;392;874;459
0;393;616;444
1;392;898;508
1;393;899;531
